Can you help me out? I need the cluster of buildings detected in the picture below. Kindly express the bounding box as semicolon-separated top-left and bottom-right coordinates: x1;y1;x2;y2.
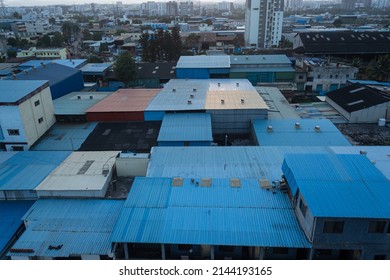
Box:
0;48;389;260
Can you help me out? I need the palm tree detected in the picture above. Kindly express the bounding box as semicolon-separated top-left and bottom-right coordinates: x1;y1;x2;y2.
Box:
366;55;390;81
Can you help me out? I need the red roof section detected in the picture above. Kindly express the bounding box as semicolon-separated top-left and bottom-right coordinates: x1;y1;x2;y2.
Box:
86;89;160;113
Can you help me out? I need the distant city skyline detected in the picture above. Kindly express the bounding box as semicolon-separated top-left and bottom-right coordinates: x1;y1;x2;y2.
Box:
5;0;245;7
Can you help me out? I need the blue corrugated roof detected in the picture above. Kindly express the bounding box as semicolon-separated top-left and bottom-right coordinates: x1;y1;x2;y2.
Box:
158;113;213;142
252;119;351;146
0;80;49;103
0;200;34;256
19;59;87;69
282;154;390;218
176;56;230;68
54;92;111;115
230;55;292;66
80;63;112;74
8;199;124;258
111;177;310;248
31;123;97;151
0;151;70;191
147;146;333;181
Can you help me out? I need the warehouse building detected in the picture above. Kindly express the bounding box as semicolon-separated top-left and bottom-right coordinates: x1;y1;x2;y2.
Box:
80;63;112;83
0;80;55;151
326;84;390;123
158;113;213;146
176;56;230;79
86;89;160;122
54;91;112;122
251;119;351;146
0;201;34;259
5;62;84;100
8;199;124;260
282;153;390;260
35;151;119;198
111;177;311;260
18;59;88;70
0;151;71;200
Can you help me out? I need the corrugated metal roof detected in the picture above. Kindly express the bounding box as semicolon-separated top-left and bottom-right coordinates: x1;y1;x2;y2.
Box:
230;67;295;73
111;177;310;248
54;91;112;115
330;146;390;180
282;153;390;218
147;146;332;181
158;113;212;142
80;63;112;74
0;152;18;164
31;122;98;151
230;55;292;66
252;119;351;146
0;201;34;255
19;59;87;69
8;199;124;258
0;80;49;103
87;89;160;113
176;56;230;68
0;151;71;191
35;151;119;193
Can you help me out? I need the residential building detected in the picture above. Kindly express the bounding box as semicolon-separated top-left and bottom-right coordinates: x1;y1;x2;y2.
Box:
167;1;179;16
11;20;50;37
295;58;359;94
244;0;284;48
16;47;68;60
179;1;194;17
0;80;55;151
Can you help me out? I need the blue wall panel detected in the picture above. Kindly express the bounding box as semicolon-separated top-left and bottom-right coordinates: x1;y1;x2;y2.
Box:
144;111;165;121
176;68;210;79
51;72;84;100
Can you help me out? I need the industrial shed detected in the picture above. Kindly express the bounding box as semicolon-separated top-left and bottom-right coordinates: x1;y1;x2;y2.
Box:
0;151;70;200
80;63;112;83
35;151;119;198
0;200;34;259
8;199;124;260
158;113;213;146
176;55;230;79
5;62;84;100
282;154;390;260
54;91;112;122
111;177;311;260
326;84;390;123
251;119;351;146
86;89;160;122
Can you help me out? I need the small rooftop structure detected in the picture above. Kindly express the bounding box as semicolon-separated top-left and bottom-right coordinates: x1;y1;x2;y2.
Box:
0;151;71;200
35;151;119;198
111;177;310;248
283;153;390;218
158;113;213;145
80;63;112;75
8;199;124;260
252;119;351;146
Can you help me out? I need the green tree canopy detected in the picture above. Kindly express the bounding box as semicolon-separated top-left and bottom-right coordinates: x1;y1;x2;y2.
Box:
366;55;390;81
114;51;137;88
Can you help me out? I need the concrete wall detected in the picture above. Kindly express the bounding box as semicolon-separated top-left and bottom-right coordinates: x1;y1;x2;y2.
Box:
116;154;150;177
350;103;390;123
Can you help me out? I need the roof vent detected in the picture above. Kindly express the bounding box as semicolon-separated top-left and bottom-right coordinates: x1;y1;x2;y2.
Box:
193;88;196;92
187;99;192;104
40;62;46;67
314;125;321;131
77;96;81;99
245;56;248;60
241;99;244;104
32;66;37;71
189;94;194;98
236;82;239;87
295;122;301;129
90;95;93;99
371;160;376;165
360;150;367;155
172;88;176;92
23;70;28;75
267;125;273;132
218;82;220;87
221;99;224;104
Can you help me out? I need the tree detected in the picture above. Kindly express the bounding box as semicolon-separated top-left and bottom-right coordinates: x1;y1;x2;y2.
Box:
114;52;137;88
139;32;150;62
51;32;64;47
184;33;200;51
49;17;56;25
12;12;21;19
82;29;93;40
61;22;80;43
37;34;52;47
171;26;182;60
366;55;390;81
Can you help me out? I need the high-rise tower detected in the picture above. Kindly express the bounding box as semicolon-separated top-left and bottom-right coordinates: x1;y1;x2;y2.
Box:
245;0;284;48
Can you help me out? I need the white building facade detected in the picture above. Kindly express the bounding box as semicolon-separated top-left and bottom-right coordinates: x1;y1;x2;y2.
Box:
245;0;284;48
0;81;55;151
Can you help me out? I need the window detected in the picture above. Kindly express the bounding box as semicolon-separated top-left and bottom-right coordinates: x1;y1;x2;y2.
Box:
335;75;338;78
323;221;344;233
219;246;234;253
307;77;313;82
34;100;40;106
7;129;20;136
38;117;44;123
298;75;304;79
299;198;307;217
11;146;24;151
368;221;386;233
346;74;349;78
330;75;333;78
317;74;321;79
